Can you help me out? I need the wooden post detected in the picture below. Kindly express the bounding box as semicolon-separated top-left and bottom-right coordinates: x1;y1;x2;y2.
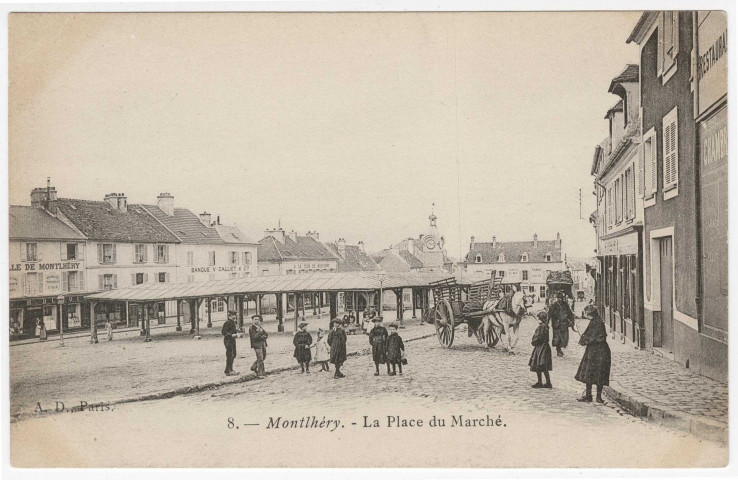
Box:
329;292;338;320
313;293;318;315
412;289;417;318
256;295;262;316
193;299;202;339
125;301;131;327
89;301;98;344
277;293;285;332
189;299;196;334
144;303;152;342
207;298;213;328
294;293;300;332
176;301;182;331
301;293;306;318
238;296;244;332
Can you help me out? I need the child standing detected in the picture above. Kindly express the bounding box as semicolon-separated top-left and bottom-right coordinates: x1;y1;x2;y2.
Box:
313;328;330;372
293;321;313;374
529;311;553;388
105;319;113;342
328;320;347;379
385;323;405;376
368;317;389;376
575;305;611;403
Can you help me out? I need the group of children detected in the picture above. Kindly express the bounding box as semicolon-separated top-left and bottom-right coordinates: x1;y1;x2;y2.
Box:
292;316;405;378
528;302;611;404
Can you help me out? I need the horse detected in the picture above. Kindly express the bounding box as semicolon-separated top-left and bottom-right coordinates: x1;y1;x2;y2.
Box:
476;292;533;354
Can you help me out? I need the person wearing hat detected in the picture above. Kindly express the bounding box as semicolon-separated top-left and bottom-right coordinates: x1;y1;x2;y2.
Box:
575;304;611;403
328;318;347;379
368;316;389;376
529;311;553;388
549;291;575;357
293;320;313;374
385;323;405;376
249;315;268;378
221;310;240;376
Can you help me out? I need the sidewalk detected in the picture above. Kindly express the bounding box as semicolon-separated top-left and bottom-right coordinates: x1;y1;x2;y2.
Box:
601;329;728;444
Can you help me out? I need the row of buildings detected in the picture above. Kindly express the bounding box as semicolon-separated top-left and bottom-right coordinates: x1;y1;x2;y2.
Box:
9;186;456;339
590;11;727;381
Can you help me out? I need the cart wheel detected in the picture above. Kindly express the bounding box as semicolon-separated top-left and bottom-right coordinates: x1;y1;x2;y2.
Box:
434;299;455;348
487;322;500;348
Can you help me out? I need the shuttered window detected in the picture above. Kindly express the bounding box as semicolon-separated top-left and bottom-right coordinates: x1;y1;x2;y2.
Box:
663;107;679;192
615;177;623;223
657;11;679;78
643;129;657;198
625;166;636;220
98;244;116;264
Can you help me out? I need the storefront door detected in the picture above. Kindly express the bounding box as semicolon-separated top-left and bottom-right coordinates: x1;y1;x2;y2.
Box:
659;237;674;353
24;308;42;337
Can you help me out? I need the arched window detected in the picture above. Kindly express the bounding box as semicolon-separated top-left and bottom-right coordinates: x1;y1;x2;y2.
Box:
475;254;482;264
521;252;529;262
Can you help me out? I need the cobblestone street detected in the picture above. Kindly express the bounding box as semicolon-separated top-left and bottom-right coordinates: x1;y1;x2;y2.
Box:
10;311;727;468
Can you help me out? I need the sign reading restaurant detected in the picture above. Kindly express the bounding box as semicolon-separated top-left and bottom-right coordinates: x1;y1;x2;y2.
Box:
696;11;727;116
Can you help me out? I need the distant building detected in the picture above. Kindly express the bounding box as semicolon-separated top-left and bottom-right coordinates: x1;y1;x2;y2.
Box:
9;203;88;339
566;258;596;299
324;239;379;273
257;228;338;276
464;234;566;299
373;210;454;274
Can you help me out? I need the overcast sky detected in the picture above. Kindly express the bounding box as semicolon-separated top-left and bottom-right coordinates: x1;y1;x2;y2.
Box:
9;12;641;259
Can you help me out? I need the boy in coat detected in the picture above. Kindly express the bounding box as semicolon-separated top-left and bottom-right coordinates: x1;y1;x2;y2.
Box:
549;291;575;357
368;317;389;375
249;315;268;378
293;321;313;373
222;311;239;376
328;320;347;379
385;323;405;376
529;311;553;388
575;304;611;403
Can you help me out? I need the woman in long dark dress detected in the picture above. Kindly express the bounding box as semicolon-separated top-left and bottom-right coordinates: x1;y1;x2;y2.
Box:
328;320;347;379
293;321;313;374
529;311;553;388
368;318;389;375
575;304;611;403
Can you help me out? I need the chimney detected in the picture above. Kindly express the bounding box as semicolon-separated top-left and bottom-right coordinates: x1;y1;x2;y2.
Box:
337;238;347;258
555;232;562;249
492;236;497;248
157;193;175;216
31;179;59;214
216;215;220;225
264;227;286;244
470;236;475;251
104;193;127;212
288;229;298;243
533;233;538;249
358;240;365;252
199;211;212;226
306;231;320;240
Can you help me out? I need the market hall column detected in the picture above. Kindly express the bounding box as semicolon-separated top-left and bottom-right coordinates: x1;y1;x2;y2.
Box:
89;300;98;344
237;296;245;333
176;300;182;332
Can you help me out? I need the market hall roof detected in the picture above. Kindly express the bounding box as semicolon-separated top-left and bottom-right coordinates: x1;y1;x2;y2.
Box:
86;270;493;302
466;239;562;264
9;205;86;241
258;235;338;262
57;199;180;243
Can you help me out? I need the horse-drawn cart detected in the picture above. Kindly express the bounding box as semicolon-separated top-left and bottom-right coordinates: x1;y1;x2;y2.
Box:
426;273;504;348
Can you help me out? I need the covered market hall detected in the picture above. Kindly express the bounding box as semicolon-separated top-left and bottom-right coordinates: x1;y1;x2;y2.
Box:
84;271;489;342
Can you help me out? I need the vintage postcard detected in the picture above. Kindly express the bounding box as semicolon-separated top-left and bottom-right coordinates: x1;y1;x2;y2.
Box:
4;6;732;472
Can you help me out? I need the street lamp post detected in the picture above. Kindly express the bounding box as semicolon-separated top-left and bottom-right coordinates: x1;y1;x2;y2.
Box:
377;271;387;318
56;295;65;347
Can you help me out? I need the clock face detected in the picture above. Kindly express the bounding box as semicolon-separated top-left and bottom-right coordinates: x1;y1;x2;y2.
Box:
424;236;437;250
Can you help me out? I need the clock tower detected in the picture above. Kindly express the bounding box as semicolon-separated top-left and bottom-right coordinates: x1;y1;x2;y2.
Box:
420;205;445;268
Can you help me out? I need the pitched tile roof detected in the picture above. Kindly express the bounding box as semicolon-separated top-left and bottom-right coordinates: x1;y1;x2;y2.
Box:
9;206;86;241
214;224;257;245
466;239;562;264
325;243;380;272
141;205;226;245
608;64;639;93
604;99;624;118
399;250;424;269
57;199;179;243
258;235;338;262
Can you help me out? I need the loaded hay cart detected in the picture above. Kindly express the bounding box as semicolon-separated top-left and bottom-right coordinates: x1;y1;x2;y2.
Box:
545;270;575;306
426;273;504;348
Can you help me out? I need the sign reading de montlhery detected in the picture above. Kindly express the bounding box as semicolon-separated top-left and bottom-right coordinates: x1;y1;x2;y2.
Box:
6;8;730;471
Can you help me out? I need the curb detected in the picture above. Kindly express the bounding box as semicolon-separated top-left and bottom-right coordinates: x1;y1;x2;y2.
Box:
604;381;728;444
11;330;437;423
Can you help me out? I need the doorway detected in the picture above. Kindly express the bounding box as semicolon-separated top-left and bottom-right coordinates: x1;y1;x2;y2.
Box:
659;237;674;353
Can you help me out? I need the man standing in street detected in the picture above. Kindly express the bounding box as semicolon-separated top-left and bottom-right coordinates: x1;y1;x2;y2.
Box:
222;310;239;376
249;315;268;378
549;291;575;357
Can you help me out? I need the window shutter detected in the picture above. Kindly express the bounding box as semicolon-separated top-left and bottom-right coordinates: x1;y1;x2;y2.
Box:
165;245;169;263
663;111;678;189
672;11;679;57
38;273;44;294
153;245;159;263
61;244;67;261
166;273;171;283
131;273;136;285
98;244;103;264
79;272;85;292
98;275;104;291
20;243;26;262
78;244;85;260
112;244;117;264
62;272;68;292
144;273;149;283
657;12;664;75
113;274;118;289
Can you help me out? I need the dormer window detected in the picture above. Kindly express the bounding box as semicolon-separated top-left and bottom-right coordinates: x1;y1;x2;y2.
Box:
497;252;505;263
521;253;529;262
475;254;482;264
545;253;552;262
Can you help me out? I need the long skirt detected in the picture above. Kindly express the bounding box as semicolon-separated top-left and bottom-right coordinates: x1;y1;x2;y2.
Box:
575;343;611;385
529;344;553;372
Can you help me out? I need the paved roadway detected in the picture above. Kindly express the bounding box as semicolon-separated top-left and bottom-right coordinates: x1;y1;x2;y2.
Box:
10;317;727;468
